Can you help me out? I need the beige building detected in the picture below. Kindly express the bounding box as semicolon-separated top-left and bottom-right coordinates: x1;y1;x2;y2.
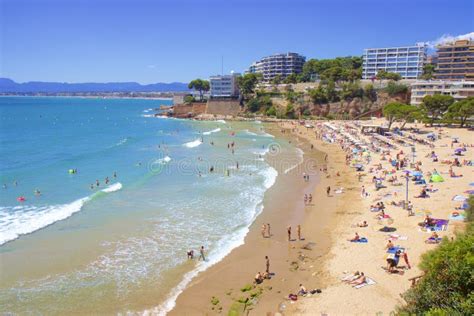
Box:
434;40;474;81
410;80;474;105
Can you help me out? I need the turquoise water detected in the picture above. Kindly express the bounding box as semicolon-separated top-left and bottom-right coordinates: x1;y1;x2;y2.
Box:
0;97;296;314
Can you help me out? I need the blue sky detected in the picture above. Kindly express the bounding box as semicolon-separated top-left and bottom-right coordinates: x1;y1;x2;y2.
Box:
1;0;473;83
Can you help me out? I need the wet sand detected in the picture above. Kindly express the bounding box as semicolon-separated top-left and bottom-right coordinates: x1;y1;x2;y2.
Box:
169;122;361;315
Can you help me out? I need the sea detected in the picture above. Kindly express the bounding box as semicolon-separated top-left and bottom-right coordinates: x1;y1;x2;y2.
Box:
0;96;300;314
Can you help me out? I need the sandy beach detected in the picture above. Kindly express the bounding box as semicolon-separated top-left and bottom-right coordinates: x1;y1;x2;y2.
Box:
169;118;472;315
169;122;363;315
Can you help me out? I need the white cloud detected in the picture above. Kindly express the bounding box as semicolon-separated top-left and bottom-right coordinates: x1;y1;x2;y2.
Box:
424;32;474;49
147;64;157;69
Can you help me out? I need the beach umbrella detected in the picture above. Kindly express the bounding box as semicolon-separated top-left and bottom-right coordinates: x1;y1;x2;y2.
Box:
454;148;463;153
452;195;467;202
411;171;423;177
464;190;474;195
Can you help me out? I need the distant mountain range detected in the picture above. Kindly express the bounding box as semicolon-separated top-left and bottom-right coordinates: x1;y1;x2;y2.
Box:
0;78;190;93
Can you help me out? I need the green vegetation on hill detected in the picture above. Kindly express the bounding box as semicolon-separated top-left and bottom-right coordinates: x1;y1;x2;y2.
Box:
397;197;474;315
444;97;474;127
299;56;363;82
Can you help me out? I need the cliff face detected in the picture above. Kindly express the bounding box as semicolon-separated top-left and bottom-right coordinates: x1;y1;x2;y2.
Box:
270;90;410;119
168;100;241;118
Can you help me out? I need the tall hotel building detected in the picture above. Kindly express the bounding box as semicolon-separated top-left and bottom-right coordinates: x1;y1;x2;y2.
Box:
362;44;427;79
247;52;306;82
433;39;474;81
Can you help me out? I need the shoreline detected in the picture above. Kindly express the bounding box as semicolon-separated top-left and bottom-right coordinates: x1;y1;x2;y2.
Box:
166;121;357;315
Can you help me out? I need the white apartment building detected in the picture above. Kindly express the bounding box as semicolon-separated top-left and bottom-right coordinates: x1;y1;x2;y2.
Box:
246;52;306;82
363;44;427;79
209;72;240;98
410;80;474;105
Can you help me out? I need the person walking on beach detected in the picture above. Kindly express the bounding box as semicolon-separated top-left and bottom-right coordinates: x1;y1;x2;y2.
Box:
287;226;292;241
261;224;267;238
267;223;271;237
326;186;331;196
308;194;312;204
265;256;270;273
199;246;206;261
297;225;302;240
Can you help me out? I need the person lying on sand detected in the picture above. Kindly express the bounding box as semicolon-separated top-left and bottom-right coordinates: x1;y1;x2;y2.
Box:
357;221;368;227
348;232;360;242
415;188;429;198
254;272;264;284
298;284;307;295
425;232;441;244
342;271;360;282
449;167;463;178
349;272;366;286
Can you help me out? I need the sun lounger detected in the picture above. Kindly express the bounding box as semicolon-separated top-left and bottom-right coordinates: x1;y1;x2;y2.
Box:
354;277;376;289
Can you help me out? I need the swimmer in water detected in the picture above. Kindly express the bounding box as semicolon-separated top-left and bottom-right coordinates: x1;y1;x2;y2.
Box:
34;189;41;196
105;177;109;184
113;171;117;178
90;184;94;190
96;180;100;187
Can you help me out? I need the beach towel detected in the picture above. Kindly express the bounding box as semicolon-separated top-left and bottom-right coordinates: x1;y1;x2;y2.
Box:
351;237;368;243
449;213;465;221
425;219;449;232
354;277;376;289
452;195;467;202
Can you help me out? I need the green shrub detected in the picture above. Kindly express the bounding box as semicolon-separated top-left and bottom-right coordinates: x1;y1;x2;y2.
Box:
397;220;474;314
384;81;408;96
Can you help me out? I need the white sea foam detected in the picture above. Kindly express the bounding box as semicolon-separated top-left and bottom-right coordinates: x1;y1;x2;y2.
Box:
253;146;270;156
261;132;275;138
115;138;129;146
183;139;203;148
153;156;172;165
141;114;154;118
101;182;123;193
284;148;304;174
202;128;221;135
242;129;258;136
140;167;278;316
215;120;226;124
0;183;123;246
